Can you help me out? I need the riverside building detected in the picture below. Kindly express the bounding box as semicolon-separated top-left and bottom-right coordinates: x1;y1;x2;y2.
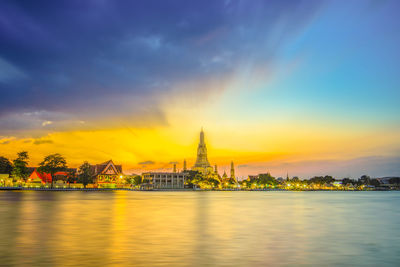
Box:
142;172;187;189
90;160;124;188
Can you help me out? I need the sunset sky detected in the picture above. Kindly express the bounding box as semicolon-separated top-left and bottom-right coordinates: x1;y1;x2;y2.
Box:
1;0;399;178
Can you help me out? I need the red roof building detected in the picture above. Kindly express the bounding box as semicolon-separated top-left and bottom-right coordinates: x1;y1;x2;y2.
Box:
28;170;72;184
29;169;52;184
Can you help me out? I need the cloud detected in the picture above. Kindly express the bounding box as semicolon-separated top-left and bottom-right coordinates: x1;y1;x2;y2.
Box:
169;161;179;164
138;160;155;165
0;110;96;136
0;136;16;144
33;139;53;145
41;120;53;126
238;164;249;168
0;0;322;133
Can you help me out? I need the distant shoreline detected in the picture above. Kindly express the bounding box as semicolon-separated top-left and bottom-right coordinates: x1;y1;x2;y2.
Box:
0;187;396;192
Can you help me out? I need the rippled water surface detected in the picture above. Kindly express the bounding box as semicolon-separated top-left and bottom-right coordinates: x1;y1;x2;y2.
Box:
0;191;399;266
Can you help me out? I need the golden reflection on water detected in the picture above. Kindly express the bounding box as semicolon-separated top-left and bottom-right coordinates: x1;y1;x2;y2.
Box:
0;191;399;266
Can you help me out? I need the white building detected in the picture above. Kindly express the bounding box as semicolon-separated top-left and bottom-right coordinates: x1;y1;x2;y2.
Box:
142;172;187;189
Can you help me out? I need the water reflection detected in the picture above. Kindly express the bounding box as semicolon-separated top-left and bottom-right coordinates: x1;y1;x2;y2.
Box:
0;191;399;266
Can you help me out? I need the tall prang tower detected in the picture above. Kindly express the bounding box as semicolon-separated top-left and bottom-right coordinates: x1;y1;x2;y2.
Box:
230;161;237;183
230;161;235;179
192;128;213;174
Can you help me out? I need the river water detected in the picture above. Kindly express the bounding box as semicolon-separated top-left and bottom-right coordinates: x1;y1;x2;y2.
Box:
0;191;399;266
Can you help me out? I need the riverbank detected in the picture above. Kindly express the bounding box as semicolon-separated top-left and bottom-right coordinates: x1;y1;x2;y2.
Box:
0;187;134;191
0;187;396;192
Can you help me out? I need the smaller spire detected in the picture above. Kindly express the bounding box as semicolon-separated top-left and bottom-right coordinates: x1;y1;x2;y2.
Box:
183;159;187;171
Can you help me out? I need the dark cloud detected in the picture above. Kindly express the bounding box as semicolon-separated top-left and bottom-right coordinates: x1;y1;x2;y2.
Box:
33;139;53;145
0;0;321;131
138;160;155;165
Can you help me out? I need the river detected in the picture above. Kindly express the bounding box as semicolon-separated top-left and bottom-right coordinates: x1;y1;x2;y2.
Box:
0;191;399;266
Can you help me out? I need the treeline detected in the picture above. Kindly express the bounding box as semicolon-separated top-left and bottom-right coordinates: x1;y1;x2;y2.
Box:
174;169;398;190
1;151;75;187
241;174;398;188
1;151;143;188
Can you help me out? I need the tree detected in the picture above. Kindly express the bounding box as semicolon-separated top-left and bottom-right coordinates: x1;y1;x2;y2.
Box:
0;156;12;174
207;177;220;188
78;162;92;188
323;175;335;184
185;170;201;184
291;176;300;183
389;177;400;184
38;153;67;188
370;179;380;187
125;175;142;186
342;178;355;185
12;151;30;181
360;175;371;185
183;170;203;188
133;175;142;185
309;175;335;185
258;173;277;186
66;174;78;184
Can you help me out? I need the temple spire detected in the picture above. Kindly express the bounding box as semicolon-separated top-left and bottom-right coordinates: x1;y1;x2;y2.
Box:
200;128;205;145
192;128;212;174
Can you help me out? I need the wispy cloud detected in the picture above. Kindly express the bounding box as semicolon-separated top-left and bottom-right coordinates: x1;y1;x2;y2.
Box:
42;121;53;126
138;160;155;165
33;139;53;145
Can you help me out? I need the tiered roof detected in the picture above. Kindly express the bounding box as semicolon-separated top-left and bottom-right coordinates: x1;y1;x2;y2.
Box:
90;160;122;176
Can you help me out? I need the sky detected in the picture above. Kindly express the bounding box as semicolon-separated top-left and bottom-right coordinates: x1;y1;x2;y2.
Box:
1;0;399;179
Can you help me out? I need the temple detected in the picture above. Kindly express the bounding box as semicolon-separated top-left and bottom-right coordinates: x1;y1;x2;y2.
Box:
28;168;73;185
28;169;52;184
230;161;236;181
192;129;213;174
90;160;124;188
